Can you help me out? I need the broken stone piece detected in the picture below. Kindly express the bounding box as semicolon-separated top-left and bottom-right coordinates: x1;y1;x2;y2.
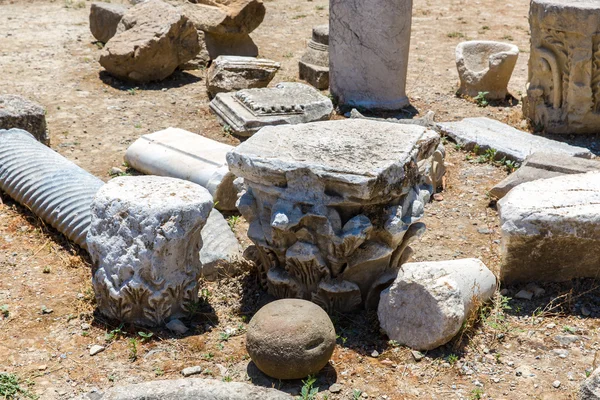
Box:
203;32;258;61
124;127;238;211
206;56;280;97
299;25;329;90
89;2;127;43
181;366;202;377
90;345;105;356
456;41;519;100
0;95;48;145
330;0;412;110
438;117;593;162
499;172;600;284
579;366;600;399
99;0;199;82
200;209;243;281
210;82;333;137
378;258;497;351
227;119;441;312
166;318;189;334
525;0;600;134
181;0;265;36
87;176;213;327
490;152;600;199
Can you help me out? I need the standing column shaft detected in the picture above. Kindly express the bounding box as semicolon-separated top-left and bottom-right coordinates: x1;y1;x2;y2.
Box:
329;0;413;110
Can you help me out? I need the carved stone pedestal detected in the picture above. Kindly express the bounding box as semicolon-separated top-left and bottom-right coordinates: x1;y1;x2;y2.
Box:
299;25;329;90
526;0;600;134
227;119;442;313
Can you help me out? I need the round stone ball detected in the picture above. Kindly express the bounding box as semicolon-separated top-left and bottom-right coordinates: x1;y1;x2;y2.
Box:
246;299;336;380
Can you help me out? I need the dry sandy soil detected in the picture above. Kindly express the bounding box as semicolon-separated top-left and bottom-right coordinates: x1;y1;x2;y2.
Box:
2;0;600;399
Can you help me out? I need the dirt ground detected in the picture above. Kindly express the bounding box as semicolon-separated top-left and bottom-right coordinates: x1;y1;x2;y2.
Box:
2;0;600;399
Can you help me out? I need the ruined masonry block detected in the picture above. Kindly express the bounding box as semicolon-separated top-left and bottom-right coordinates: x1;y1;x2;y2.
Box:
124;127;238;211
330;0;412;110
299;25;329;90
499;172;600;284
207;56;280;97
210;82;333;137
0;95;47;145
227;119;442;313
89;2;127;44
526;0;600;134
87;176;213;327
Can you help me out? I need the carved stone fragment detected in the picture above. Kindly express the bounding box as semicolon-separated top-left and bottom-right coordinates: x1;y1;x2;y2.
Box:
227;119;442;312
525;0;600;134
87;176;213;327
299;25;329;90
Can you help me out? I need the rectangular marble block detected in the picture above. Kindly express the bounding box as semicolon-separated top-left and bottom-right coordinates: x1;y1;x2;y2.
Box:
124;127;238;211
329;0;412;110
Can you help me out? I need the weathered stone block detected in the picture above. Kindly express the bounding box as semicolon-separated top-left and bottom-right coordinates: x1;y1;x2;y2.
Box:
181;0;265;36
200;209;242;280
438;117;593;162
499;172;600;284
330;0;412;110
378;258;497;350
89;2;127;44
227;119;441;312
204;32;258;60
299;25;329;90
99;0;199;82
490;152;600;199
124;127;238;211
210;82;333;137
87;176;213;327
207;56;280;97
525;0;600;134
456;41;519;100
0;95;47;145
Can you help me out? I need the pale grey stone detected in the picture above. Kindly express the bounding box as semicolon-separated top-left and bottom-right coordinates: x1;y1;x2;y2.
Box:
554;334;580;346
124;127;238;211
90;345;105;356
166;318;188;334
181;366;202;377
0;95;47;145
349;108;437;129
330;0;412;110
514;290;534;300
181;0;265;36
499;172;600;283
210;82;333;137
490;152;600;199
89;2;127;43
200;209;242;281
525;0;600;134
438;117;593;162
378;258;497;351
206;56;280;97
579;367;600;399
329;383;343;393
456;41;519;100
79;378;292;399
227;119;441;312
246;299;336;380
87;176;213;327
299;25;329;90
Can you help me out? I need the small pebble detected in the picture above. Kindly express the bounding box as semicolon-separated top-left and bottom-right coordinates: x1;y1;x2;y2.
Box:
89;345;105;356
514;290;533;300
433;193;444;201
411;350;424;361
371;350;379;358
166;318;188;334
329;383;342;393
181;366;202;377
81;323;91;331
552;380;561;388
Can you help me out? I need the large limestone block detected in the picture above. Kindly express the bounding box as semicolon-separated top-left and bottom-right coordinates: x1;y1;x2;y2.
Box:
299;25;329;90
227;119;441;312
498;172;600;284
181;0;265;35
78;378;292;400
378;259;497;351
246;299;336;380
0;95;47;145
206;56;280;97
579;367;600;400
329;0;412;110
124;127;238;211
204;32;258;60
210;82;333;137
87;176;213;327
438;117;593;162
200;209;242;280
99;0;199;82
490;152;600;199
456;41;519;100
525;0;600;134
89;2;127;43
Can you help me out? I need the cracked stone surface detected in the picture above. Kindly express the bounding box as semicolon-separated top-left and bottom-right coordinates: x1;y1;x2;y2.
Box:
87;176;213;327
227;119;443;312
206;56;280;97
329;0;412;110
499;171;600;283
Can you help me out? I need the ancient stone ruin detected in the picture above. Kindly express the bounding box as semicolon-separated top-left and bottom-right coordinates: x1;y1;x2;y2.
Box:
227;119;444;313
299;25;329;90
